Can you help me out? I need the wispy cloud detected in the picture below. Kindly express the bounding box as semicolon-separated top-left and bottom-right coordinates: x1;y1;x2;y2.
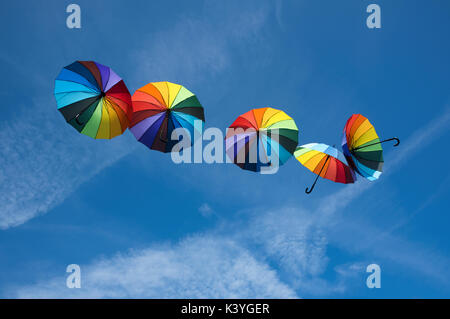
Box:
8;198;355;298
0;98;137;229
246;207;328;279
12;235;296;298
241;206;363;295
131;3;269;84
198;203;215;217
386;106;450;171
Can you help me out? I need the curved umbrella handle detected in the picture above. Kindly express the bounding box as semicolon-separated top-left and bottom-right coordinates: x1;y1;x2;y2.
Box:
305;184;315;194
353;137;400;151
75;114;83;126
305;155;330;195
305;171;321;194
391;137;400;147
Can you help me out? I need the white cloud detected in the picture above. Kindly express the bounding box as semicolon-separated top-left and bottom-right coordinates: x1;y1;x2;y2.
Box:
387;106;450;171
7;203;356;298
131;4;269;84
0;98;137;229
242;207;362;296
13;235;296;299
246;207;328;280
198;203;214;217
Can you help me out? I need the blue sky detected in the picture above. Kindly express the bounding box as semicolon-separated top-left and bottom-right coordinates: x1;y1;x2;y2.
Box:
0;0;449;298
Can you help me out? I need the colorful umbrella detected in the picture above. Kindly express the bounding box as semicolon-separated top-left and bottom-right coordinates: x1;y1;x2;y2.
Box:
342;114;399;181
55;61;132;139
225;107;298;172
294;143;356;194
130;82;205;153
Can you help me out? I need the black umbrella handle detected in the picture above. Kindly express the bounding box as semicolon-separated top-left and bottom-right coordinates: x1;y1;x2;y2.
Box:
305;173;320;194
354;137;400;150
390;137;400;146
305;155;330;195
75;113;83;126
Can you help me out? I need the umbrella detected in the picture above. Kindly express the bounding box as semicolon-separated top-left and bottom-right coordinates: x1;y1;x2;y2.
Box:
294;143;356;194
342;114;399;181
225;107;298;172
129;82;205;153
55;61;132;139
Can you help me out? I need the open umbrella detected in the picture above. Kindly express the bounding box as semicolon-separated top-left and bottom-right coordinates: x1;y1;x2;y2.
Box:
130;82;205;153
342;114;399;181
294;143;356;194
225;107;298;172
55;61;131;139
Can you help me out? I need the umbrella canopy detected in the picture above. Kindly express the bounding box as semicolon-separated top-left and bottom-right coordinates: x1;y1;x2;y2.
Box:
294;143;356;193
225;107;298;172
130;82;205;153
55;61;131;139
342;114;399;181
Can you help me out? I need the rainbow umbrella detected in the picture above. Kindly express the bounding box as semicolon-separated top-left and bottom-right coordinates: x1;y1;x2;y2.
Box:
55;61;132;139
225;107;298;172
342;114;399;181
130;82;205;153
294;143;356;194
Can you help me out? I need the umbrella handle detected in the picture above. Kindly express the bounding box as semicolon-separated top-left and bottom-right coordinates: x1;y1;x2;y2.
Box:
353;137;400;150
75;114;83;126
305;173;320;194
305;185;315;194
305;155;330;195
391;137;400;146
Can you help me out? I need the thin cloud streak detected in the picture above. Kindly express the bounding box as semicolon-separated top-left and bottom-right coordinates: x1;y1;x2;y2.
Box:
0;98;137;229
130;4;269;85
387;106;450;171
